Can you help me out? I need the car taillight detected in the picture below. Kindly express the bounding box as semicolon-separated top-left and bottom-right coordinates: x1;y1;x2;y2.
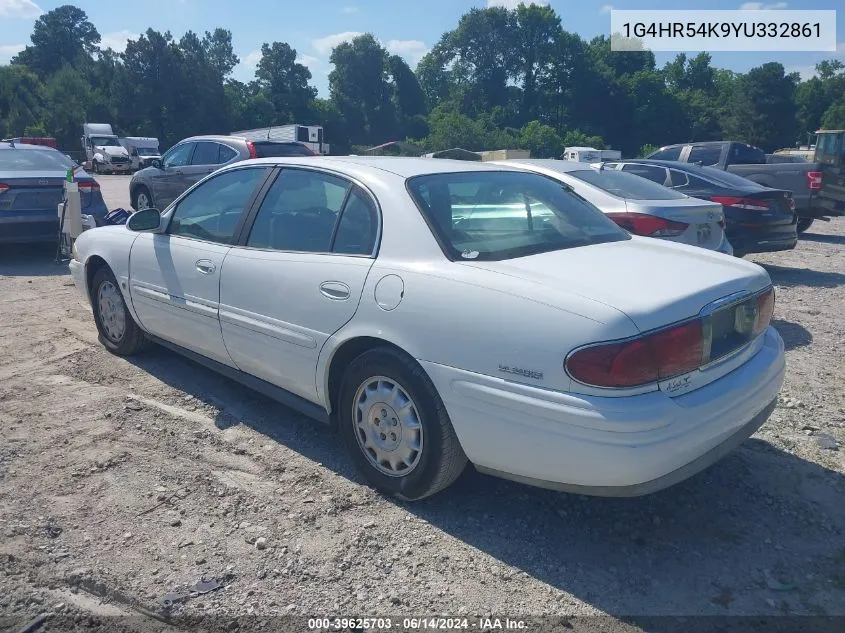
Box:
77;182;100;193
246;141;258;159
711;196;770;211
807;171;822;190
753;287;775;336
565;287;774;389
605;212;689;238
566;320;703;388
0;183;9;193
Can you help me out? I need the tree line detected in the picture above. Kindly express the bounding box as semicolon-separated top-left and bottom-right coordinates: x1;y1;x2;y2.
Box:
1;4;844;159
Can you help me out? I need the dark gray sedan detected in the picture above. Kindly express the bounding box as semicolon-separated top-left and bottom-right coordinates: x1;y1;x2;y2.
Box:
128;135;315;211
0;142;109;244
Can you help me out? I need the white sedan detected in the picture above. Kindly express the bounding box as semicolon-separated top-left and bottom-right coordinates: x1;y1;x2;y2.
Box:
69;157;785;500
490;159;733;254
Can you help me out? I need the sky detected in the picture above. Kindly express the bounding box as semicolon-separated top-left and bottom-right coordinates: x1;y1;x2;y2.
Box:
1;0;843;96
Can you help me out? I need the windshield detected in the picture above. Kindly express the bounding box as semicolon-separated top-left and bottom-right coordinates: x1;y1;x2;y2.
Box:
406;171;630;262
569;168;687;200
0;148;75;171
90;136;121;147
136;147;159;156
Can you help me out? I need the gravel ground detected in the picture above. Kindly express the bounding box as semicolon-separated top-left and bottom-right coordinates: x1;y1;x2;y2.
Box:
0;216;843;633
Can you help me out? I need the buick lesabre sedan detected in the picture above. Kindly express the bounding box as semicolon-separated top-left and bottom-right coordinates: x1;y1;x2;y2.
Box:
69;157;785;500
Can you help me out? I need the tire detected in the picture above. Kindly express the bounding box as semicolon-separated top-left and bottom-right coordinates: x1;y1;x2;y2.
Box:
90;266;146;356
797;218;814;234
133;186;153;211
338;347;467;501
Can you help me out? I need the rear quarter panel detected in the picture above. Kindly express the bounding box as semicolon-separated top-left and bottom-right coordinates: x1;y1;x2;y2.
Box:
727;163;816;209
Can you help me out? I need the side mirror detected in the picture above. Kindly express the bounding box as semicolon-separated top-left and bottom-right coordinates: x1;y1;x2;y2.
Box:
149;158;163;169
127;208;162;232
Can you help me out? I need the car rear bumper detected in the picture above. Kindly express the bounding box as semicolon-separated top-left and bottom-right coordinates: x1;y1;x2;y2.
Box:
0;214;59;244
420;326;785;496
726;224;797;255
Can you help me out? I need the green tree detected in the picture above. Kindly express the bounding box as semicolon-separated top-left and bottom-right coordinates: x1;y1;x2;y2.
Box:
638;143;658;157
519;120;562;157
43;65;90;149
821;100;845;130
722;62;798;151
0;65;44;136
255;42;316;123
328;34;396;145
512;3;561;123
562;129;606;150
13;5;100;76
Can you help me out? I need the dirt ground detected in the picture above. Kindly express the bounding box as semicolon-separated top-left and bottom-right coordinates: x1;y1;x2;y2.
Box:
1;204;844;632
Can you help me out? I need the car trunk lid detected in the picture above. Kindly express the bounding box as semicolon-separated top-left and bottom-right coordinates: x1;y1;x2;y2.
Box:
460;237;771;333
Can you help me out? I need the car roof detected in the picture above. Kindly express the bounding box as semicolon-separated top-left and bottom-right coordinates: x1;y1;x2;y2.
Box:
491;159;595;173
181;135;306;145
1;142;58;151
227;156;525;178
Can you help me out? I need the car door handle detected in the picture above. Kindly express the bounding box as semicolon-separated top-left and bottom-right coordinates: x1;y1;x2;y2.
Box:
320;281;350;300
196;259;216;275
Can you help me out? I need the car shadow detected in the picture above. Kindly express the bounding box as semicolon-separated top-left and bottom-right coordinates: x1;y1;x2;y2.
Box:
759;264;845;289
125;343;845;618
799;232;845;246
0;244;69;277
771;319;813;351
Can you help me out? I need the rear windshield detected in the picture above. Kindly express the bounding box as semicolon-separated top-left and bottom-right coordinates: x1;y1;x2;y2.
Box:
0;148;75;171
254;142;314;158
569;168;687;200
699;166;766;189
406;171;630;262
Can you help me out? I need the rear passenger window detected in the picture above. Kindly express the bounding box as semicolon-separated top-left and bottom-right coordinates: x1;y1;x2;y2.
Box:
731;144;766;165
621;164;668;185
668;169;690;187
246;169;350;252
332;188;378;255
688;145;722;166
191;142;221;166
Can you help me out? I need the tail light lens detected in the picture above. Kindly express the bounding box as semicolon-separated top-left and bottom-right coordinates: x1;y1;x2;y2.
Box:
0;183;9;193
246;141;258;159
605;212;689;237
566;287;774;389
77;182;100;193
807;171;822;190
712;196;770;211
566;320;703;388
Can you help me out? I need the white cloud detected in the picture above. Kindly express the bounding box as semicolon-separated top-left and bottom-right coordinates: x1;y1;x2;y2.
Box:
486;0;548;8
99;30;140;53
786;43;845;79
312;31;364;55
341;6;358;13
296;54;321;71
599;4;614;13
739;2;788;9
0;0;42;18
0;43;25;63
386;39;430;65
240;49;262;71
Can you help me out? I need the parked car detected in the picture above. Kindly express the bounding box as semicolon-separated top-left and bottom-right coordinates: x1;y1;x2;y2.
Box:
647;141;826;233
490;159;732;255
0;141;108;244
604;160;798;258
70;157;784;500
128;135;316;212
813;129;845;222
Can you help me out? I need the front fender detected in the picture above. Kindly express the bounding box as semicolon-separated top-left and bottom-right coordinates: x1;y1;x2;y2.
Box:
75;227;143;327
